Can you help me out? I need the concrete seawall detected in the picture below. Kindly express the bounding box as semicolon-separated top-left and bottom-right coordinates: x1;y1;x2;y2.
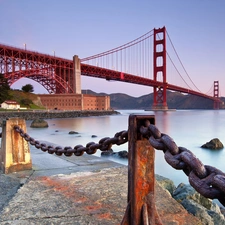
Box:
0;110;120;126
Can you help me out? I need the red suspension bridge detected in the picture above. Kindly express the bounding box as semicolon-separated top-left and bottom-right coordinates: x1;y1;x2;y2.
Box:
0;26;222;109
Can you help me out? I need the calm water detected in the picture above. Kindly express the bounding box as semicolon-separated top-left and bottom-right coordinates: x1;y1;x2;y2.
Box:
23;109;225;186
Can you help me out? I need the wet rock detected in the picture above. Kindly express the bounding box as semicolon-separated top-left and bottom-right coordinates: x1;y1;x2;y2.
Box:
91;135;97;138
101;150;128;158
118;150;128;159
201;138;224;150
68;131;79;134
101;149;114;156
30;119;48;128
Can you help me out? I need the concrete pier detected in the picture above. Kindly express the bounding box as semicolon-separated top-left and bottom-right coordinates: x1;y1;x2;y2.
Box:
0;118;32;174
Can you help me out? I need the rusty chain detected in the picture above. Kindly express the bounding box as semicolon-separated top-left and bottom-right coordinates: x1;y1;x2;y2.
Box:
13;125;128;156
13;122;225;207
140;120;225;207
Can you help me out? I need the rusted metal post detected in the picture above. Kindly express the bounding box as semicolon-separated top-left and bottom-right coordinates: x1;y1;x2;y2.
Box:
121;114;162;225
0;118;32;174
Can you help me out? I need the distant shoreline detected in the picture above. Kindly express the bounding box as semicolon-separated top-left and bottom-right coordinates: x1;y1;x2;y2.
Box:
0;110;120;126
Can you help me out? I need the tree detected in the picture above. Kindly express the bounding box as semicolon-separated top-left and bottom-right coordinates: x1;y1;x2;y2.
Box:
20;98;33;107
0;73;10;103
22;84;34;93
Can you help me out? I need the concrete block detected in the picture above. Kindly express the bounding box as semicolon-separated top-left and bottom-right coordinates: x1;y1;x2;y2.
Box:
0;118;32;174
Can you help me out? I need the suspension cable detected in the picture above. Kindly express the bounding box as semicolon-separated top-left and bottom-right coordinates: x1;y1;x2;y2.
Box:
81;29;154;62
166;31;202;92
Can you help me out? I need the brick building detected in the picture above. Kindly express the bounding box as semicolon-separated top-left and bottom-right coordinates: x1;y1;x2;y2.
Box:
38;94;110;111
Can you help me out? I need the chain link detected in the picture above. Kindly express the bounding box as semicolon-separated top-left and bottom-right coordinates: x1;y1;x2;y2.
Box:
13;122;225;206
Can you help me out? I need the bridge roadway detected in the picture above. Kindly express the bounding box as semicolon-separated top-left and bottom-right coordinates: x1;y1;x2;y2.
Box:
0;143;201;224
81;63;218;101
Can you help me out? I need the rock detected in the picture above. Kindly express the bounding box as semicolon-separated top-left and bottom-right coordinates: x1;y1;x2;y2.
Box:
118;150;128;158
91;135;97;138
68;131;79;134
101;150;128;159
101;149;114;156
0;167;202;225
30;119;48;128
154;181;202;224
220;208;225;217
173;183;212;209
172;183;225;224
0;174;21;212
201;138;224;150
181;199;214;225
156;174;176;195
208;210;225;225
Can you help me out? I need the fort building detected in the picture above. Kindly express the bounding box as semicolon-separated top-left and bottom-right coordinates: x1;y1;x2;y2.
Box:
38;94;110;111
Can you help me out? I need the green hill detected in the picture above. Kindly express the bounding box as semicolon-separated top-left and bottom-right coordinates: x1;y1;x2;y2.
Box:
7;90;44;109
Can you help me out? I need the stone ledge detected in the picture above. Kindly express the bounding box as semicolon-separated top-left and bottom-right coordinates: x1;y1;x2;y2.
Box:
0;167;202;224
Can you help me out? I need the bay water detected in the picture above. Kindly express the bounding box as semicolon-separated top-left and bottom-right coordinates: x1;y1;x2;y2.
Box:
24;109;225;187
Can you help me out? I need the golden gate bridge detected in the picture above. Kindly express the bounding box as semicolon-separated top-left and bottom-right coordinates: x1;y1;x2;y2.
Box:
0;26;222;109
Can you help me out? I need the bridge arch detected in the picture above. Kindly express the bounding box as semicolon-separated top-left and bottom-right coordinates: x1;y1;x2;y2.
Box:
6;70;74;94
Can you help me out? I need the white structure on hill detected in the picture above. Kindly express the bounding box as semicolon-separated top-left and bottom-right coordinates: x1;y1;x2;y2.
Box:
0;100;20;110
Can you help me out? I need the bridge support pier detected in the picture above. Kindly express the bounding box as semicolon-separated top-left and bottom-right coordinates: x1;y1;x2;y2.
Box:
73;55;81;94
0;118;32;174
152;86;168;110
121;115;162;225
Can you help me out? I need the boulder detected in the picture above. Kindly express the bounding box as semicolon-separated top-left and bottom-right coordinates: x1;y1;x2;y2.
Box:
30;119;48;128
173;183;212;209
101;149;114;156
181;199;214;225
201;138;224;150
172;183;225;224
68;131;79;134
156;174;176;195
118;150;128;158
101;150;128;158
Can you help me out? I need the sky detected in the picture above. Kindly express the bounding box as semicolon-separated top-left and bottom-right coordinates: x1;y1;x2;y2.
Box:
0;0;225;97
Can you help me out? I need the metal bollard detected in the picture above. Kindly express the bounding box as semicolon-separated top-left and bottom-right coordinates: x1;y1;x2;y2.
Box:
0;118;32;174
121;114;162;225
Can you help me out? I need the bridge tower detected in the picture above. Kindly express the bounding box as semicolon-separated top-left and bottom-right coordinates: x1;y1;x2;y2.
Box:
152;27;168;110
213;81;220;109
73;55;81;94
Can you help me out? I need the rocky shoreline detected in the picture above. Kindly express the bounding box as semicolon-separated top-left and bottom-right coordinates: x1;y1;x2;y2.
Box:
0;110;120;126
156;174;225;224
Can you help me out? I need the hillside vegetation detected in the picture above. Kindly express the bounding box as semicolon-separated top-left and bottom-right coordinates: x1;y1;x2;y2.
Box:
6;90;44;109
